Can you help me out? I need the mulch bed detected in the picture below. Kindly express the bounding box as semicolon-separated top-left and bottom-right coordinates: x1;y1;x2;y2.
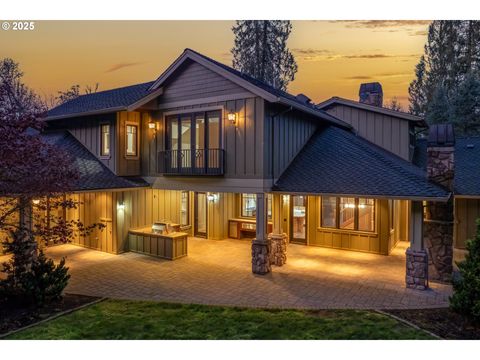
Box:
386;308;480;340
0;293;100;336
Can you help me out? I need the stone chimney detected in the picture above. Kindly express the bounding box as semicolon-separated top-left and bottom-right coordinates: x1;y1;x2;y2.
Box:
424;123;455;282
359;82;383;107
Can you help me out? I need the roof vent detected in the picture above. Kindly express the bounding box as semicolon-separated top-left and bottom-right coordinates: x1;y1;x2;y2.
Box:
359;82;383;107
296;93;312;105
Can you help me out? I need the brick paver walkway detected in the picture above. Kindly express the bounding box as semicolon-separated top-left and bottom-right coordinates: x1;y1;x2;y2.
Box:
38;239;452;309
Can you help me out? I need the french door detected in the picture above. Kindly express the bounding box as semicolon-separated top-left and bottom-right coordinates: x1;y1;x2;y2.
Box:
290;195;307;244
194;192;208;238
165;110;221;174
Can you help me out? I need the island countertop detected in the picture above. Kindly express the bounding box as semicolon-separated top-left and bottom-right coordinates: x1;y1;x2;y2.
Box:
128;227;188;239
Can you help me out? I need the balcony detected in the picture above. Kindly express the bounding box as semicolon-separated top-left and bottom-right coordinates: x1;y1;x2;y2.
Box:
157;149;225;175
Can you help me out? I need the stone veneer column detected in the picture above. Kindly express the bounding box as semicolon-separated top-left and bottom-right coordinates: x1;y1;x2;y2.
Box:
425;124;455;283
252;193;271;274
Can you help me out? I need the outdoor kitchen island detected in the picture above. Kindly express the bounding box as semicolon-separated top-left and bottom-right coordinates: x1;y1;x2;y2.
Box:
128;226;188;260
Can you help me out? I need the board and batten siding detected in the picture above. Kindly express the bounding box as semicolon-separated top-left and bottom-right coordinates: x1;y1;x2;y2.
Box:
454;198;480;249
324;104;411;161
49;114;117;173
264;104;318;180
305;196;393;255
158;60;247;106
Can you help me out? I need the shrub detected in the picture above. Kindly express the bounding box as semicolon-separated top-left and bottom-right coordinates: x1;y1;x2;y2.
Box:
0;230;70;306
450;219;480;322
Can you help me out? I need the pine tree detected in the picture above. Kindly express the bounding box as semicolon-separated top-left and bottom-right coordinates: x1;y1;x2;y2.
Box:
450;219;480;323
408;55;428;116
451;72;480;136
425;84;452;125
231;20;297;91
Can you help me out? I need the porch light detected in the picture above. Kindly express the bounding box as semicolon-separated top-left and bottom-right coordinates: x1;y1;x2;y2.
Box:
227;111;237;125
117;201;126;210
207;193;218;202
32;199;40;205
148;121;156;130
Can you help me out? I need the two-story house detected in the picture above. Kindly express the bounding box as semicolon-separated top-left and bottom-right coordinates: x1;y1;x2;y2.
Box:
42;48;472;290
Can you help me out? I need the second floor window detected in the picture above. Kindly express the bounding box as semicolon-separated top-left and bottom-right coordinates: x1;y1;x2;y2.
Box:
101;124;110;156
126;124;137;156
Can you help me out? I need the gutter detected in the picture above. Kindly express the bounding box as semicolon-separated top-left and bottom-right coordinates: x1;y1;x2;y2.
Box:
45;106;126;121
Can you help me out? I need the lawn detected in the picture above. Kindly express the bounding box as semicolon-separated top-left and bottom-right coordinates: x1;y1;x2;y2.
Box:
5;299;433;340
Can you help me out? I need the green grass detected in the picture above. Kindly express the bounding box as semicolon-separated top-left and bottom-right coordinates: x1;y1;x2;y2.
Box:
6;299;433;340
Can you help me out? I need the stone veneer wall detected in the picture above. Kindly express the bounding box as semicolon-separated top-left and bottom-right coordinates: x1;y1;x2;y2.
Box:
425;146;454;282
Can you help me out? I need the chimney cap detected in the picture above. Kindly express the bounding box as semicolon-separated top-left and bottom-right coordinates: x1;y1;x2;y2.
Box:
359;82;383;96
427;124;455;147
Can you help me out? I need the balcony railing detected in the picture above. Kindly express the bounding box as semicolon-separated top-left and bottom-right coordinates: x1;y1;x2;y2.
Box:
157;149;225;175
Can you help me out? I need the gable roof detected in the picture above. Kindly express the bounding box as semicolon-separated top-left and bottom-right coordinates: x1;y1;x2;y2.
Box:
317;96;427;126
149;48;350;128
273;125;450;201
41;131;149;191
46;81;161;120
413;137;480;197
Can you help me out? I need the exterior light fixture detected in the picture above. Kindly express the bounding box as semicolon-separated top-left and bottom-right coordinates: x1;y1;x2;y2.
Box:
117;201;126;210
32;199;40;205
148;121;156;129
227;111;237;125
207;193;218;202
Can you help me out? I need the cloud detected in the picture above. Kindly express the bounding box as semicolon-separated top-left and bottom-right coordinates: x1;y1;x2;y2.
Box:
105;62;145;73
343;54;392;59
344;75;373;80
410;30;428;36
334;20;431;28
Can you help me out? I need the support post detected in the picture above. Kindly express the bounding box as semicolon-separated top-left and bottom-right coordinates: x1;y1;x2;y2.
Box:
252;193;271;274
268;194;288;266
406;200;428;290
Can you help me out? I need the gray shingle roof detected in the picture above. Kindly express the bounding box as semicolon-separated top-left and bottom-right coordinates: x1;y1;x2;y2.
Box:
273;126;450;200
414;137;480;196
47;81;155;119
41;131;149;191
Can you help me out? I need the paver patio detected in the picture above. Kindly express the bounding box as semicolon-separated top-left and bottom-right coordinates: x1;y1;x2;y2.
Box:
8;238;453;309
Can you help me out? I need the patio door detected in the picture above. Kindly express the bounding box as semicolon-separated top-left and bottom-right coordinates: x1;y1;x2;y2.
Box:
290;195;307;244
194;192;208;238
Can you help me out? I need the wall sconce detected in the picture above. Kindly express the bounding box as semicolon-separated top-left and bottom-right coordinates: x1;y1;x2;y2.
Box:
148;121;156;130
117;201;126;210
227;111;237;126
282;195;289;203
32;199;40;205
207;193;218;202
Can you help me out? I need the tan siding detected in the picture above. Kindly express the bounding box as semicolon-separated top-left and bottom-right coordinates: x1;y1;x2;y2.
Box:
455;198;480;249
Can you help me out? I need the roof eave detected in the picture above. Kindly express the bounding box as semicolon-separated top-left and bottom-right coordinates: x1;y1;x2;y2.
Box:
45;106;127;121
271;188;451;202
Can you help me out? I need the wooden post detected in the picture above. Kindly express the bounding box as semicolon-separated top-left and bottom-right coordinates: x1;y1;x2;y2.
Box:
406;200;428;290
272;194;282;234
255;193;267;241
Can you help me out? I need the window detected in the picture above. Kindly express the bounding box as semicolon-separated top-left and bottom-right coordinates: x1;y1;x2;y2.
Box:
339;197;355;230
321;196;337;228
126;125;137;156
241;194;272;219
180;191;189;226
101;124;110;156
358;198;375;232
321;197;375;232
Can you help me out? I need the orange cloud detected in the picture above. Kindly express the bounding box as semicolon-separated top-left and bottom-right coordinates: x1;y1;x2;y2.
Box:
105;62;145;73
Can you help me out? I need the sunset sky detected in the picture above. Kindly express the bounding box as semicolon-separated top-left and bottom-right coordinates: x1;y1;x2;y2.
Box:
0;20;431;109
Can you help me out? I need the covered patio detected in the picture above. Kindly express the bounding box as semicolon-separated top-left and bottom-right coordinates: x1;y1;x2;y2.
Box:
39;237;452;309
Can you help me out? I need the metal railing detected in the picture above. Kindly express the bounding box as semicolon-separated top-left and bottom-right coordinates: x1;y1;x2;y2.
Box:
157;148;225;175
